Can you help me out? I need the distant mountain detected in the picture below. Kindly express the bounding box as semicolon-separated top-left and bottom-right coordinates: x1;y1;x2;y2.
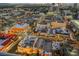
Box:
0;3;50;8
0;3;15;8
0;3;9;6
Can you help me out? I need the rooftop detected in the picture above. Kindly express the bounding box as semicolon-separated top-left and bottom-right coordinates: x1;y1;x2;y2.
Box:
71;20;79;29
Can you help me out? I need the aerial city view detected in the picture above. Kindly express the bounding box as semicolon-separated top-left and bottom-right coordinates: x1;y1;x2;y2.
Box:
0;3;79;56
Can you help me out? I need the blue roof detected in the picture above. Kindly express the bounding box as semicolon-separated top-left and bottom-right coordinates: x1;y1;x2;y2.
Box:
0;38;7;47
0;40;4;45
15;23;28;28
